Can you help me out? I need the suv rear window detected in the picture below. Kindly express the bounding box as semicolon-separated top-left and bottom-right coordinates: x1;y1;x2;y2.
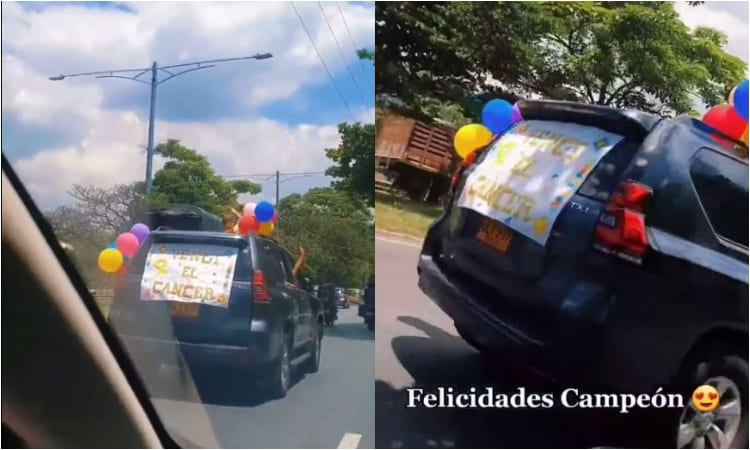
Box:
689;148;749;248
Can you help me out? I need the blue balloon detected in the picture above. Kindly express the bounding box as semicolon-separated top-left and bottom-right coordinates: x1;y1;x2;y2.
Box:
734;79;749;122
255;201;275;223
108;243;117;249
481;99;514;135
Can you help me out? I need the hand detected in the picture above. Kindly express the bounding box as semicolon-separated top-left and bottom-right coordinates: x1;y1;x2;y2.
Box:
299;246;308;260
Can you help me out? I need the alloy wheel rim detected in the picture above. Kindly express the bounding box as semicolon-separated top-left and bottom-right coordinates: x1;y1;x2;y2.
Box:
677;376;742;449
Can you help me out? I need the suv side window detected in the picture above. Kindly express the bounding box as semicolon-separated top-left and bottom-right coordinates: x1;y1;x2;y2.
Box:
689;148;749;248
255;239;286;287
280;250;297;286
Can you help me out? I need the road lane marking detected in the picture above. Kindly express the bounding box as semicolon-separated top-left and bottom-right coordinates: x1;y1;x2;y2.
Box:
375;235;421;248
337;432;363;449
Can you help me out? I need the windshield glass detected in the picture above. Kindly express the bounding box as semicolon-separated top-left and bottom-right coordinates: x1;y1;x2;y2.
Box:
2;2;375;447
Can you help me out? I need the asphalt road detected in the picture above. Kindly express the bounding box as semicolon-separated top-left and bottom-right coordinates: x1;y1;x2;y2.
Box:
146;307;374;449
374;234;672;449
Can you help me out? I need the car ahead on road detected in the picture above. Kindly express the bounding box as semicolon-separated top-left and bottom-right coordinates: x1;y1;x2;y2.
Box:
109;230;324;399
418;100;748;448
335;287;349;309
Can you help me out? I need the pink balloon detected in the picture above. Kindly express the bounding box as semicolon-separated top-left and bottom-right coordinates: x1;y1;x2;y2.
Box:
116;232;140;258
243;202;257;217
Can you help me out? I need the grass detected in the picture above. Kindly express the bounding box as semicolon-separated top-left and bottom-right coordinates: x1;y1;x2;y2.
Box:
374;192;444;239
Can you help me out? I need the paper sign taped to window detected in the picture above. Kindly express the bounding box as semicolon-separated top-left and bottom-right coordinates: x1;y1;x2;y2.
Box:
457;120;624;246
140;243;238;307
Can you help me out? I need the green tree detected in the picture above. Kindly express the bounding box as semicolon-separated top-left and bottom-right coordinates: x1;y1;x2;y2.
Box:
275;187;373;287
149;139;260;215
325;123;376;206
376;2;746;117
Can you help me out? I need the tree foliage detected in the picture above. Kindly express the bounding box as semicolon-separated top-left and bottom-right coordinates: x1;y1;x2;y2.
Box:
150;139;260;215
325;122;376;207
376;1;746;118
275;187;373;287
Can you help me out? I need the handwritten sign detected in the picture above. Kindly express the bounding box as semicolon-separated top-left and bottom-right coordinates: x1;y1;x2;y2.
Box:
458;120;624;246
140;243;238;307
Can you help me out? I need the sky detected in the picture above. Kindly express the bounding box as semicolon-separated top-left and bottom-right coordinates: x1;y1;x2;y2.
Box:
1;1;375;210
1;1;747;211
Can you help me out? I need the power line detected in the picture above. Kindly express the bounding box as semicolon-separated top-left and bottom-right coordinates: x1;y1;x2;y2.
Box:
317;1;368;110
222;170;327;179
290;2;356;122
336;2;371;93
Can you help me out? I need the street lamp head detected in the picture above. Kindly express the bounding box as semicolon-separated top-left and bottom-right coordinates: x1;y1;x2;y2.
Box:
49;75;65;81
253;53;273;60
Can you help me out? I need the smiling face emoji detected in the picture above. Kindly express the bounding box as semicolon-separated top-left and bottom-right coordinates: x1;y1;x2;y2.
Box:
692;385;720;413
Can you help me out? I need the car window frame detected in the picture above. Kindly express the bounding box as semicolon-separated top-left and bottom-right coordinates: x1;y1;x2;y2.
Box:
279;249;298;286
688;147;749;254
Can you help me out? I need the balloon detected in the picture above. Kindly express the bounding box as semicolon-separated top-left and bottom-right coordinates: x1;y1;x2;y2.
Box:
130;223;150;244
272;210;279;223
255;201;275;223
259;222;275;237
511;103;523;124
703;104;747;141
98;248;123;273
741;126;749;147
116;232;140;258
454;124;493;159
243;202;257;217
733;79;749;121
238;215;260;235
481;99;514;134
108;242;117;249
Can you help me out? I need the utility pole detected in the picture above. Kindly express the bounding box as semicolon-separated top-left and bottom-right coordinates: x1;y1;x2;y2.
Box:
49;53;273;194
275;170;280;206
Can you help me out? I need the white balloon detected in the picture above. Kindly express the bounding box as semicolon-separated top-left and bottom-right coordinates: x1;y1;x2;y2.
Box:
243;202;257;216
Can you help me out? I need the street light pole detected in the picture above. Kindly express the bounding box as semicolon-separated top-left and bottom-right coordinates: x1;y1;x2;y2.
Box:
49;53;273;194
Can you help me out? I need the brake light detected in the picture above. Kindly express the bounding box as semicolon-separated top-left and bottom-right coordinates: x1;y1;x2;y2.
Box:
593;181;652;264
253;269;270;302
451;151;479;190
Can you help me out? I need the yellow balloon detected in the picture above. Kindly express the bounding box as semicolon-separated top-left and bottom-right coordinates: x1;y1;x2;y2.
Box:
259;222;275;237
454;123;493;159
98;248;123;273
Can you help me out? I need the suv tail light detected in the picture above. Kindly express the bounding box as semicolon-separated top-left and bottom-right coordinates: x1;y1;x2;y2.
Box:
253;269;270;302
593;180;653;264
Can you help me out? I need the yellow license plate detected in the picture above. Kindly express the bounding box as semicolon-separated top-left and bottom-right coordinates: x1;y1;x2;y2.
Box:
476;219;513;253
169;302;200;318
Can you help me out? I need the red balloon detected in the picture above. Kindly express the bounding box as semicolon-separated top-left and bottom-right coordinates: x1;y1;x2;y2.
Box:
703;104;747;141
272;210;279;224
238;215;260;235
116;232;140;258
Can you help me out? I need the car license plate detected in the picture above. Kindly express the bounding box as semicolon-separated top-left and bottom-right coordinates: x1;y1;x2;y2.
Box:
169;302;199;318
476;219;513;253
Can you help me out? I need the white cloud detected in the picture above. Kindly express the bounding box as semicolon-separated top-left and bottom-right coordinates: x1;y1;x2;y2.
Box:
675;1;749;64
1;1;373;209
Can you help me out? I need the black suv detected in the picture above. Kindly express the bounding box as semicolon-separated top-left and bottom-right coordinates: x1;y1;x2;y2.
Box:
418;100;748;447
109;231;324;399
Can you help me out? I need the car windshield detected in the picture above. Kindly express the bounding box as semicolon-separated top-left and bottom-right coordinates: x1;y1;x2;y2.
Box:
2;2;375;448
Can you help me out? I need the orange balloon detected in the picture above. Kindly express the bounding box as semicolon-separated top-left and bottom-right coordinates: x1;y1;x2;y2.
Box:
741;126;749;147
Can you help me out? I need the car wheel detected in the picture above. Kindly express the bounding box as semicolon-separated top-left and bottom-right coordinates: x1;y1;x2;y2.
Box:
267;334;291;399
674;347;748;449
304;323;322;373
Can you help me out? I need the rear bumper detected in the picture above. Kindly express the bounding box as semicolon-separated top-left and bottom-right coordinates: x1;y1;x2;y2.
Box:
417;253;676;391
117;334;275;374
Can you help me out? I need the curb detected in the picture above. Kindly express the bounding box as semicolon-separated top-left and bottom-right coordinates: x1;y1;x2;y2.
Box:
374;229;424;243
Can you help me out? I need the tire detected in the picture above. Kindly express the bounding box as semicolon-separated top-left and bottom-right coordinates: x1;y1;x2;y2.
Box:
671;343;748;449
304;322;323;373
266;333;292;399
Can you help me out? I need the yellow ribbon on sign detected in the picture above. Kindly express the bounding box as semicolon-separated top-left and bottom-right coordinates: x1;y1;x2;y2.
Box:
154;258;169;275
